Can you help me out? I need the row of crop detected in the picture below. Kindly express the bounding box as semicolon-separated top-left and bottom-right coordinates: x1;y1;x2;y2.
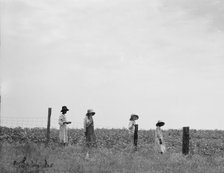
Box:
1;127;224;156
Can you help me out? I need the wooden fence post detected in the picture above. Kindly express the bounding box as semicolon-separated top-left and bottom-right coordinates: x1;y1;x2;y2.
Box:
46;107;52;146
182;126;190;155
134;124;138;150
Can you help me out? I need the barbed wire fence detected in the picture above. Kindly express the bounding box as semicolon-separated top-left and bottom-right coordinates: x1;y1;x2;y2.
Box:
0;107;118;130
1;117;47;128
0;116;85;129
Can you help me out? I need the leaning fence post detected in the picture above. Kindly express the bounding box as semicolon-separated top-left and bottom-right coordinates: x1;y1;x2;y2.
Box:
134;124;138;150
46;107;52;146
182;126;190;155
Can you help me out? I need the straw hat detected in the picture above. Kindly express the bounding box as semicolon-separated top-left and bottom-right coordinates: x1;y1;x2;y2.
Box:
156;120;165;127
131;114;139;120
86;109;95;116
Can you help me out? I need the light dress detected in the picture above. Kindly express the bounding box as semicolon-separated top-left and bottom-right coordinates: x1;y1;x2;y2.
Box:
155;126;166;153
58;113;68;143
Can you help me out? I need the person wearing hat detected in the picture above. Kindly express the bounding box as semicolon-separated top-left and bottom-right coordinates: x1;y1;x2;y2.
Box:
155;120;166;154
84;109;96;148
128;114;139;134
128;114;139;145
58;106;71;146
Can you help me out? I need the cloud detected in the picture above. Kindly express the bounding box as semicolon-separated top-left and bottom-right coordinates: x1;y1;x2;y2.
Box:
161;0;224;31
2;0;224;78
1;0;224;129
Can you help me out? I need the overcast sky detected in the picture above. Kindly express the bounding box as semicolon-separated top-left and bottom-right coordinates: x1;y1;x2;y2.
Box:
1;0;224;129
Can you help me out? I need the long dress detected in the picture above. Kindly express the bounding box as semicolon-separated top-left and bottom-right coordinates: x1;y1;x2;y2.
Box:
155;127;166;153
84;116;96;147
128;120;135;143
58;113;68;144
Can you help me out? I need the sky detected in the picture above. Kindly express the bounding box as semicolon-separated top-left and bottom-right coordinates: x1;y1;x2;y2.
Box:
0;0;224;129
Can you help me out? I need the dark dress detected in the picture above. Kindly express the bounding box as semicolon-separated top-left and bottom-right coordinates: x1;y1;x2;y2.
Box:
85;117;97;147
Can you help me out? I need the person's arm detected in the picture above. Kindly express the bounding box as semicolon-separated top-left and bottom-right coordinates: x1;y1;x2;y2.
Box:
60;115;71;125
86;117;93;127
128;121;134;132
64;121;72;124
58;115;64;126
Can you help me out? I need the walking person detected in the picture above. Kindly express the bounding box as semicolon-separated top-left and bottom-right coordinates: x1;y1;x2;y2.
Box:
128;114;139;146
155;120;166;154
58;106;71;146
84;109;97;148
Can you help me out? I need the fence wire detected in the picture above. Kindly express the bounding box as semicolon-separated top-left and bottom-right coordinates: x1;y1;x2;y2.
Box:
0;116;116;129
0;116;86;129
1;116;47;128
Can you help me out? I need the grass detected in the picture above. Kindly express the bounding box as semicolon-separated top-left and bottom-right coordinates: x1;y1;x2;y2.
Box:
0;128;224;173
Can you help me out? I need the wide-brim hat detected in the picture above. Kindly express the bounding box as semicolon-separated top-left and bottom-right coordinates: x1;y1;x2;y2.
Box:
86;109;95;116
61;106;69;112
156;120;165;127
131;114;139;120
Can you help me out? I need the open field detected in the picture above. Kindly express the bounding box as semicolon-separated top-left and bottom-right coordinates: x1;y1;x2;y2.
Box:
1;127;224;173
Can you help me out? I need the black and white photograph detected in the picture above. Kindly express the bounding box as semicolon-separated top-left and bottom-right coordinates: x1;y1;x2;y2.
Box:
0;0;224;172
